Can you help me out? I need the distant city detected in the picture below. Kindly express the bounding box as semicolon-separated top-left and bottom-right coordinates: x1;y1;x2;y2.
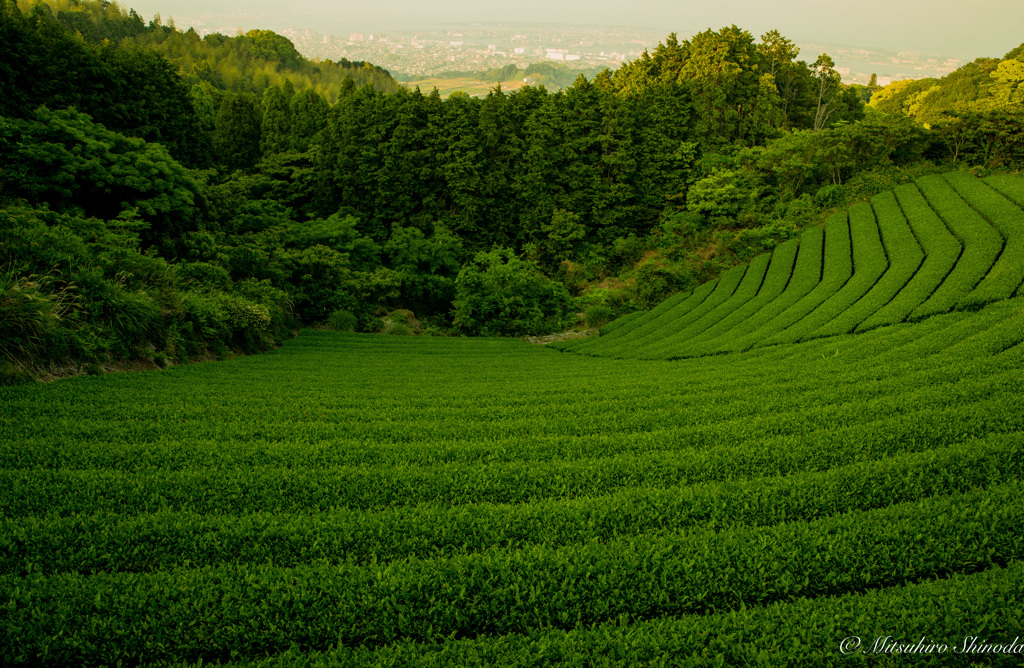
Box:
179;16;967;86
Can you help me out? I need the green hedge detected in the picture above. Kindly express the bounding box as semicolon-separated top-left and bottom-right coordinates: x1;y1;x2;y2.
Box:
779;201;889;342
4;387;1020;518
569;281;717;355
623;264;748;358
826;190;924;333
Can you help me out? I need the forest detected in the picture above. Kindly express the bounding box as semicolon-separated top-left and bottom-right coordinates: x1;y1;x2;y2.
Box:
1;0;1023;380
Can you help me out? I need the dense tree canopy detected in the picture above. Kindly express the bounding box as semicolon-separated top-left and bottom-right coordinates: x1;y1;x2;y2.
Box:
867;43;1024;171
2;0;1020;378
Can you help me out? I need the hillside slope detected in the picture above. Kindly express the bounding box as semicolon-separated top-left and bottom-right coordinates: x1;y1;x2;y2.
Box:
557;172;1024;359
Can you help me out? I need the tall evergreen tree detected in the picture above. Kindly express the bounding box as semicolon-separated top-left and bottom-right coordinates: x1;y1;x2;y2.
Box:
213;91;263;170
290;87;329;152
260;84;294;156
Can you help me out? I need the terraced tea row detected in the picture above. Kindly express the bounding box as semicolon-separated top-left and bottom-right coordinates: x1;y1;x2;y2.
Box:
3;432;1020;575
190;562;1024;667
558;172;1024;359
2;301;1023;665
5;482;1022;666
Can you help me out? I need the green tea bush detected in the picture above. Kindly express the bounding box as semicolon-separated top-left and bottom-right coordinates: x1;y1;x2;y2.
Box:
749;211;852;348
700;225;824;354
887;182;963;323
946;172;1024;308
637;255;769;357
821;190;922;334
569;288;697;353
785;202;888;341
245;562;1024;667
4;484;1021;664
682;238;799;353
595;310;643;336
913;175;1002;316
3;175;1024;664
854;190;928;332
602;268;744;358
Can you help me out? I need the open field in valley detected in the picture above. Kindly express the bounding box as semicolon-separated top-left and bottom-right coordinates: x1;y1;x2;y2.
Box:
2;172;1024;665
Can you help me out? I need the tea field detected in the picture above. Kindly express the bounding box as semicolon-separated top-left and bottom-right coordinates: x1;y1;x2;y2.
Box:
2;172;1024;666
557;172;1024;359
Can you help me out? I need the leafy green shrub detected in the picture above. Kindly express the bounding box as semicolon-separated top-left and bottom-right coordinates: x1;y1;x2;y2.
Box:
377;310;422;336
179;290;231;343
686;169;752;218
610;234;646;267
107;288;162;350
382;321;412;336
452;248;574;337
236;278;293;334
326;309;357;332
71;267;161;355
813;183;845;207
222;296;272;332
630;260;695;311
387;309;416;327
727;219;797;261
781;193;818;227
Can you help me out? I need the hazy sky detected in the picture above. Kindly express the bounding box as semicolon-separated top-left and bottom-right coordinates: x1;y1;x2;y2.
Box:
125;0;1021;59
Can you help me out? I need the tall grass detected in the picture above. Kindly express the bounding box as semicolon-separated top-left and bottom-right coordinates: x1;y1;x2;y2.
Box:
0;271;74;362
